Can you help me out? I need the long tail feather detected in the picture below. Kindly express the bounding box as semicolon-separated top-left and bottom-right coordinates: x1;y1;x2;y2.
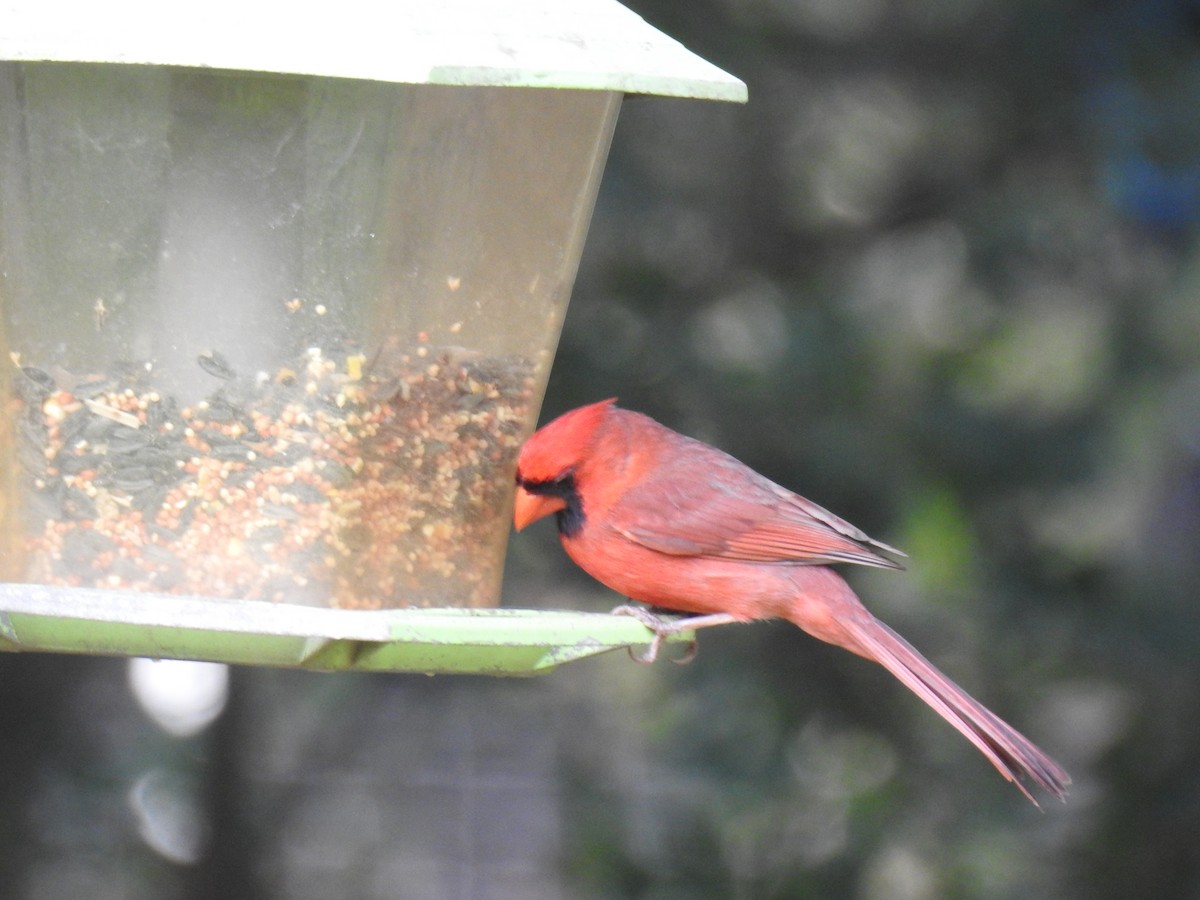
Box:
848;618;1070;805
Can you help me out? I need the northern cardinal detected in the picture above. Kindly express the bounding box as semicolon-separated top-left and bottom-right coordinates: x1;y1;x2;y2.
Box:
513;398;1069;804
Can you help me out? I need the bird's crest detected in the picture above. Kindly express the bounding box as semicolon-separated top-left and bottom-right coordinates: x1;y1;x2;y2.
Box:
517;398;617;482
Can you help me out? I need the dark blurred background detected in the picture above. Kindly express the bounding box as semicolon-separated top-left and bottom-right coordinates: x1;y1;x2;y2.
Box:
4;0;1200;897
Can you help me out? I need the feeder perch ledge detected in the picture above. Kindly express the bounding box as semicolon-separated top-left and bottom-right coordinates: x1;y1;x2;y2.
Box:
0;584;698;675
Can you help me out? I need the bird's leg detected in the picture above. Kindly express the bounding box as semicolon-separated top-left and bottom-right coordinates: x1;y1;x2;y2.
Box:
611;605;740;665
610;604;678;661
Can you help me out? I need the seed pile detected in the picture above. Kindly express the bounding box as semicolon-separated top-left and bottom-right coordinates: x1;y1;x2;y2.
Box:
13;342;536;608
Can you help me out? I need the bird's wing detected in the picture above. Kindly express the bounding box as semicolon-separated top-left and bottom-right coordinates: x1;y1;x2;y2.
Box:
608;444;904;570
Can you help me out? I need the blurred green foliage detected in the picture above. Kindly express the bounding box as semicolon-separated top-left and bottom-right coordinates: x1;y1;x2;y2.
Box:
3;1;1200;898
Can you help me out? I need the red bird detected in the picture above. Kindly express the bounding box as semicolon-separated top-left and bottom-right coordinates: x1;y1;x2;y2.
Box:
513;399;1069;804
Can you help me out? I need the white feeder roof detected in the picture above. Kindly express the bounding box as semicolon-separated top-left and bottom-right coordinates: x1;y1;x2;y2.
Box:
0;0;747;102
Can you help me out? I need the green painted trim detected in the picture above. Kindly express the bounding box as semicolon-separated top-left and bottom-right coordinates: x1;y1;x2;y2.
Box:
0;584;693;674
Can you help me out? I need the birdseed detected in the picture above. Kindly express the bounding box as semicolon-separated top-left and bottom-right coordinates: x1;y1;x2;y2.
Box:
11;341;536;608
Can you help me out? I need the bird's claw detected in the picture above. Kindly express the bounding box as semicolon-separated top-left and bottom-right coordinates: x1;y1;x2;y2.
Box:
666;638;699;665
626;635;698;665
612;604;698;665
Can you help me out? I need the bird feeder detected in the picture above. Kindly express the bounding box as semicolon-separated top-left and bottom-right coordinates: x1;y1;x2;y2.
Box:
0;0;745;671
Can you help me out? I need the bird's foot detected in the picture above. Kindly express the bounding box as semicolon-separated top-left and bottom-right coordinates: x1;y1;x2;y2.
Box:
611;605;741;665
611;604;695;664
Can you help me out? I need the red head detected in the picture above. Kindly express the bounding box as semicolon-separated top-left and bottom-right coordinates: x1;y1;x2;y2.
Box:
513;398;617;531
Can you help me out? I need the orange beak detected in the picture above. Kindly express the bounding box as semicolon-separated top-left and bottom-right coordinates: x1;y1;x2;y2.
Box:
513;485;567;531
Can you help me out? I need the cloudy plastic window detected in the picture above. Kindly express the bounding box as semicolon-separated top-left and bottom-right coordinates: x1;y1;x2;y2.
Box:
0;63;618;608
